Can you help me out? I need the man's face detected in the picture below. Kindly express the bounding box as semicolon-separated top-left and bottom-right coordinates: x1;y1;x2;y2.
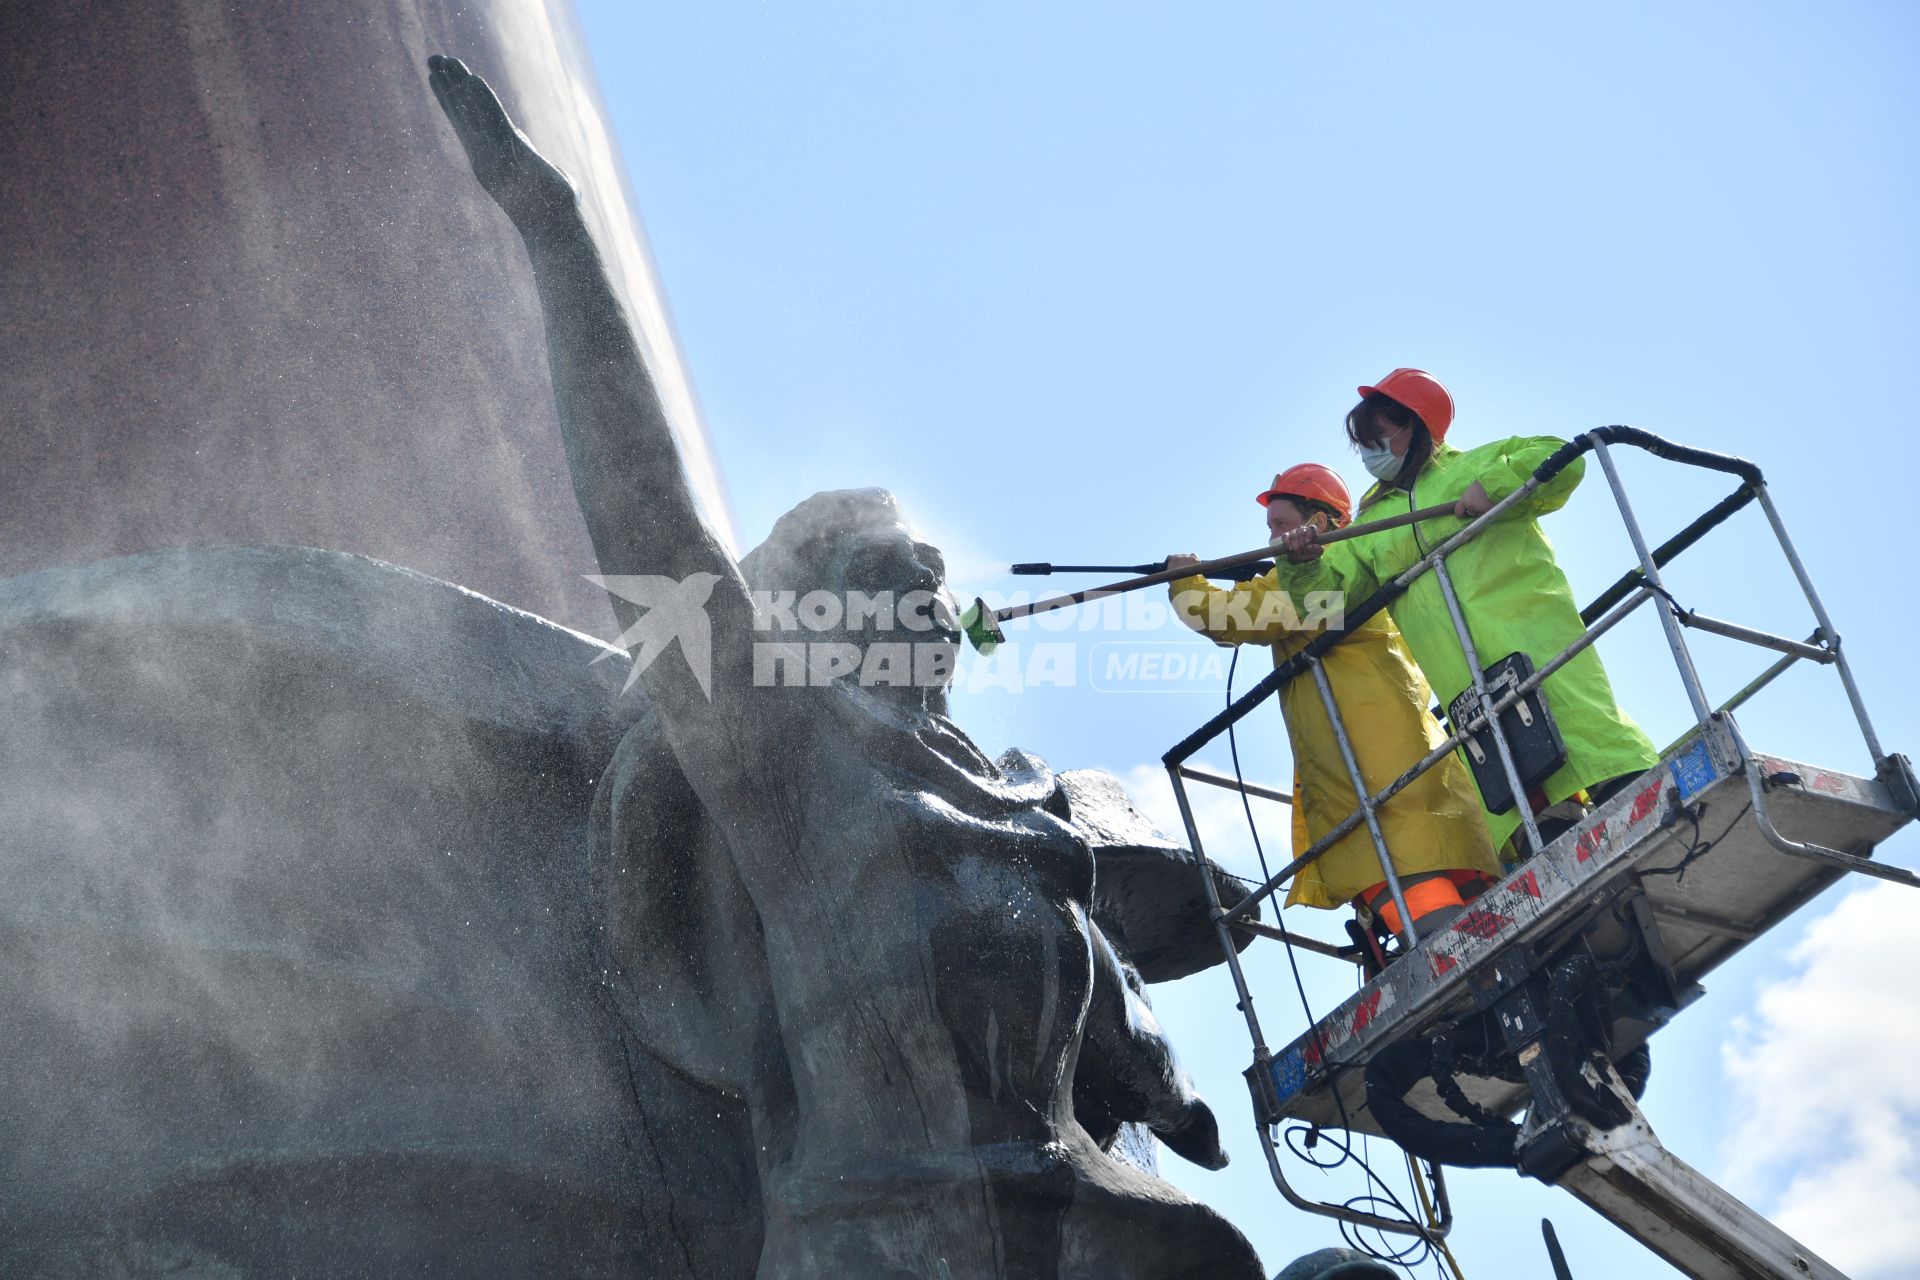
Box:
1266;498;1309;541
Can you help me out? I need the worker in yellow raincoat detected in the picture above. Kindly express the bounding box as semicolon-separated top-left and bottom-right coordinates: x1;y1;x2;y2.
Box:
1271;369;1661;854
1168;464;1501;939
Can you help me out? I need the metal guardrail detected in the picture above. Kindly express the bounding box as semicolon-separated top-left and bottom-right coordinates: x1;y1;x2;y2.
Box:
1158;426;1906;1239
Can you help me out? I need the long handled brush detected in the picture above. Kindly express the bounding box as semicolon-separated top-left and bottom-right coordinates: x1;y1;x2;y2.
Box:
960;501;1458;652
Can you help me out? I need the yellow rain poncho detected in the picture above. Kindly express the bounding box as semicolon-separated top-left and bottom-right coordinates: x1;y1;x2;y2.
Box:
1170;573;1501;909
1272;437;1661;849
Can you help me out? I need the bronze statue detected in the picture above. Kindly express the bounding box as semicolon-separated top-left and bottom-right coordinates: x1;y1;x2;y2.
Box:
428;52;1259;1280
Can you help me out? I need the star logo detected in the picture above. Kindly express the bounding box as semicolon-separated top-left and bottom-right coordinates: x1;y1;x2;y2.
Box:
586;573;722;699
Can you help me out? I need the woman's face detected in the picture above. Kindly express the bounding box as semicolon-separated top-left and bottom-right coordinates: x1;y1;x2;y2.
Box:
1352;400;1419;457
1387;421;1415;457
1363;414;1417;458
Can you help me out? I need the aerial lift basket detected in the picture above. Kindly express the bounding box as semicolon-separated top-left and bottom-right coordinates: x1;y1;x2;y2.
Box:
1161;427;1920;1280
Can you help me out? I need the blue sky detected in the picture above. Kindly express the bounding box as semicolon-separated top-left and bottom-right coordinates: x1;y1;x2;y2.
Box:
572;3;1919;1274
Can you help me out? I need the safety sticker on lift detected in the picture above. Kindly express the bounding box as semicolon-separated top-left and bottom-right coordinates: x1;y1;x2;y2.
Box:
1268;1045;1309;1112
1668;736;1718;802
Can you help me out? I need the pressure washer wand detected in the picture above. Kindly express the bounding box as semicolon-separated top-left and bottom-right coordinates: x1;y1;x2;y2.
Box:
961;501;1459;651
1011;560;1275;583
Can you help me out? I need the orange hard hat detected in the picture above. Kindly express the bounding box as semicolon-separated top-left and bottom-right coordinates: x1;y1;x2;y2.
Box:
1358;367;1455;441
1257;463;1353;527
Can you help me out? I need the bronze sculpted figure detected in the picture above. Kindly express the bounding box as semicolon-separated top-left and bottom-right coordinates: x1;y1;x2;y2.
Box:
428;53;1259;1280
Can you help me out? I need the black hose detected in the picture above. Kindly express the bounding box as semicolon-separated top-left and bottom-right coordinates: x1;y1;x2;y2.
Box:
1542;953;1631;1129
1363;1037;1519;1169
1578;483;1756;625
1364;951;1656;1171
1540;425;1764;487
1615;1042;1652;1100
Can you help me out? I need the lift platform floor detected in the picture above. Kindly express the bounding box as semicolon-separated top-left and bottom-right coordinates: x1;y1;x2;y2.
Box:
1262;717;1916;1133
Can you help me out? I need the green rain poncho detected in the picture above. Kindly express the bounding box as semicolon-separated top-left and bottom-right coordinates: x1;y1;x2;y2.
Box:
1272;436;1660;848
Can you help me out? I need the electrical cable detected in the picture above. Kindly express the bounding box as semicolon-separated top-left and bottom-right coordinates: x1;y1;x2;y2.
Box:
1222;647;1445;1270
1276;1123;1439;1270
1337;969;1442;1271
1642;798;1751;887
1224;648;1329;1095
1406;1150;1467;1280
1224;647;1288;921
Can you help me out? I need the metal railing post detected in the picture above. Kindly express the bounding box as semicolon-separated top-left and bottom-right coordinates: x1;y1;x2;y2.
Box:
1212;586;1656;926
1752;484;1886;765
1309;658;1420;948
1592;439;1714;730
1722;717;1920;889
1166;765;1273;1055
1432;556;1547;853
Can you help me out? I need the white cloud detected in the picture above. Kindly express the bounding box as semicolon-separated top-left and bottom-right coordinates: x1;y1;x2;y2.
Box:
1720;881;1920;1278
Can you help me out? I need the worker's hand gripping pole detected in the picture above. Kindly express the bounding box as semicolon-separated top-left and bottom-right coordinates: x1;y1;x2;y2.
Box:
962;502;1458;652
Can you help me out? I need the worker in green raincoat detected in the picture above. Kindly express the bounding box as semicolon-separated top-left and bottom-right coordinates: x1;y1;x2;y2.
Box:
1168;464;1501;937
1270;369;1660;853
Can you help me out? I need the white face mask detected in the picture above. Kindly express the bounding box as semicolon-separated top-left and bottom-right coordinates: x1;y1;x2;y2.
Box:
1359;440;1404;482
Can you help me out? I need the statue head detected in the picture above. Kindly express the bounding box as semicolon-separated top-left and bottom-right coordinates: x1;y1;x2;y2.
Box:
1273;1247;1397;1280
740;488;960;706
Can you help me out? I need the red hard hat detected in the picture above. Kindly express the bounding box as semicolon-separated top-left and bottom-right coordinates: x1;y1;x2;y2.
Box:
1358;367;1455;441
1257;463;1353;527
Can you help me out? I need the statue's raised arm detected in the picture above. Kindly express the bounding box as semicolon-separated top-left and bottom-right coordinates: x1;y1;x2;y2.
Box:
428;56;743;650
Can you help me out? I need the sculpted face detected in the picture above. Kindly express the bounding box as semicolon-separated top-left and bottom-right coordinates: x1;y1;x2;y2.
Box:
821;516;961;703
741;489;961;697
828;517;961;646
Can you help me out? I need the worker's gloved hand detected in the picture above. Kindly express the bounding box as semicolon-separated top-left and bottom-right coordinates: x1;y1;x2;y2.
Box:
1455;480;1493;519
1166;552;1201;573
1276;524;1323;563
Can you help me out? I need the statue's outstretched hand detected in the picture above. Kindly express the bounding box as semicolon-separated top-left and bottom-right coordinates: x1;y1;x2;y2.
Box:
428;55;575;227
1079;923;1230;1170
